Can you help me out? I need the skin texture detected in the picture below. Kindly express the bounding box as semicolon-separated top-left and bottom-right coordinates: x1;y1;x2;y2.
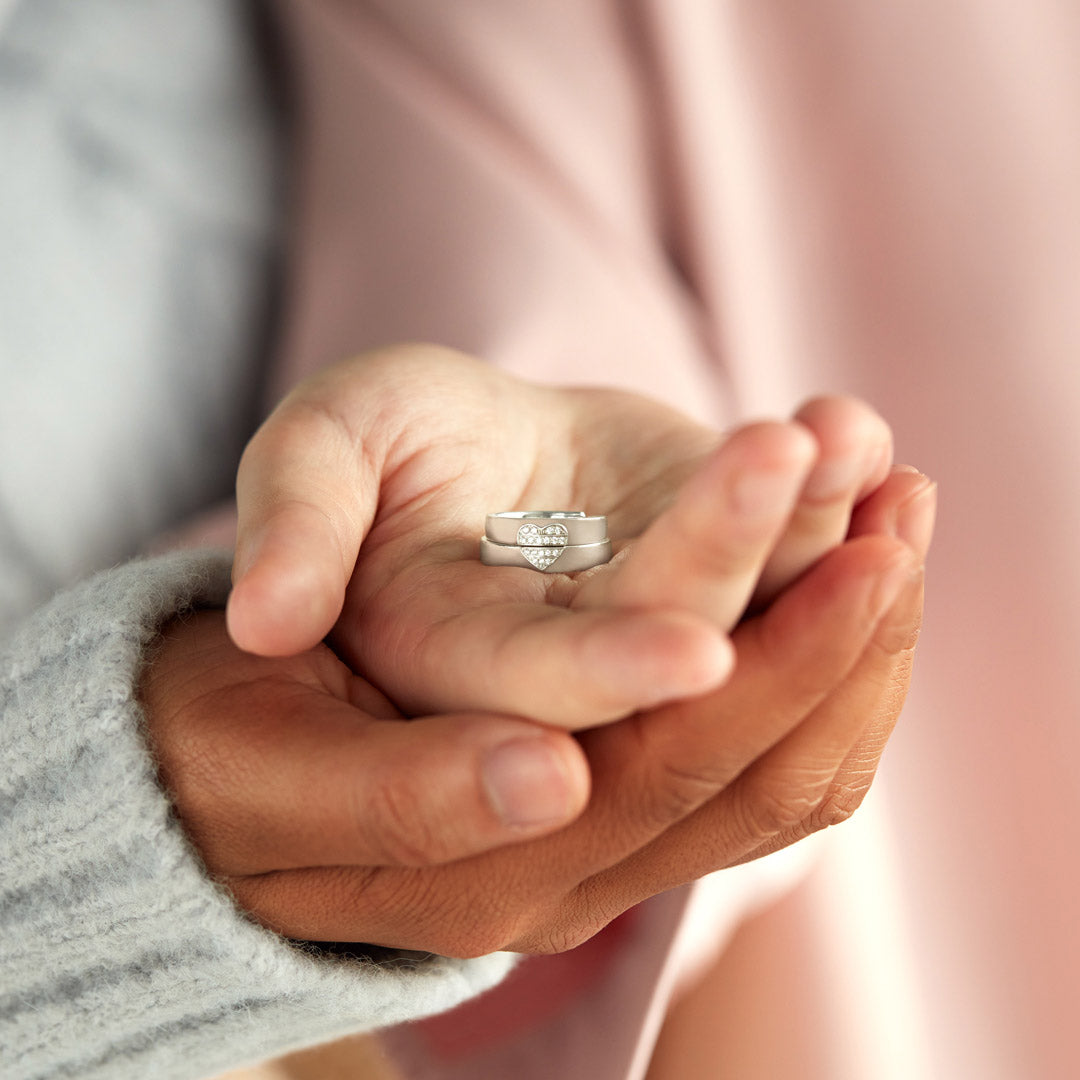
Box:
141;345;935;954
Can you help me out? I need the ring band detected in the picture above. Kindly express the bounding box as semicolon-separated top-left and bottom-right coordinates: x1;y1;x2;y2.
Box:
480;510;612;573
484;511;609;547
479;536;613;573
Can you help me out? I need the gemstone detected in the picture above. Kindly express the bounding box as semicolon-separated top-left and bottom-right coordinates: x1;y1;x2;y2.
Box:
517;522;569;571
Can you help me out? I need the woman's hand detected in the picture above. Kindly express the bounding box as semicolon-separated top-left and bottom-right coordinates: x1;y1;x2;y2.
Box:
142;463;932;953
226;345;895;728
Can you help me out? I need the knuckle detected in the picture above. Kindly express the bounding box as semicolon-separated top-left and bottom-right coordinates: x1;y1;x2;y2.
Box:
526;923;600;956
626;717;731;832
283;397;368;469
737;764;835;838
810;776;874;831
691;541;756;581
263;397;343;452
511;889;610;956
242;406;371;540
677;514;764;582
240;411;322;489
365;776;448;868
647;757;727;824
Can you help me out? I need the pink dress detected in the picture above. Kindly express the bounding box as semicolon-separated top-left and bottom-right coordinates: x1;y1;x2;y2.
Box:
218;3;1080;1077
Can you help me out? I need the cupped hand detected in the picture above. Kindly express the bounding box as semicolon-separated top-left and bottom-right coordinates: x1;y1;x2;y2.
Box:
206;465;933;953
141;614;594;875
227;345;893;728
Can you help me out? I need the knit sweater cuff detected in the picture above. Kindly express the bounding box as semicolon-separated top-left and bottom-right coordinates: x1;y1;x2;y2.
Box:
1;551;513;1080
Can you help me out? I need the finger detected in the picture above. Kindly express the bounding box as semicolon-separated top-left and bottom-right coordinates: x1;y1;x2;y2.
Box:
227;396;382;657
573;558;926;913
149;634;590;876
232;537;916;950
731;563;925;863
750;396;893;607
723;469;937;861
574;534;918;862
344;567;736;727
848;464;938;561
573;421;818;628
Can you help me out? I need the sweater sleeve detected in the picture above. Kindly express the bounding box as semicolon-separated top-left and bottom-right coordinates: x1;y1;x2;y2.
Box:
0;550;514;1080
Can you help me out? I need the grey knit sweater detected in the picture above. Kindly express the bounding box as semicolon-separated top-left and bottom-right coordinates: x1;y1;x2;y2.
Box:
0;4;512;1077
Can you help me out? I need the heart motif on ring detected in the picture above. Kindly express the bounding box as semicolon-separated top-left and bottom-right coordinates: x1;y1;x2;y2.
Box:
517;522;569;571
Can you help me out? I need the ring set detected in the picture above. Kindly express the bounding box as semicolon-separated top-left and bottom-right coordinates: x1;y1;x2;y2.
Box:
479;512;612;573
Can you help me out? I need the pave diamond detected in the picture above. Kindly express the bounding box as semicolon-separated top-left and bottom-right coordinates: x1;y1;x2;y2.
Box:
517;522;569;571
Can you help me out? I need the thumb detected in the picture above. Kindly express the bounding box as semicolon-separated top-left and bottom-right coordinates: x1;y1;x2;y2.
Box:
227;394;381;656
145;611;592;877
212;704;593;874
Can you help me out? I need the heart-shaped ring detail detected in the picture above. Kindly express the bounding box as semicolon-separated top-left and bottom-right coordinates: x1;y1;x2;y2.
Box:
517;522;569;571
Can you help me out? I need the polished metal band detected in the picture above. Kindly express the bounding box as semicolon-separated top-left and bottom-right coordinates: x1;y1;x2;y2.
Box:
479;536;614;573
484;511;609;546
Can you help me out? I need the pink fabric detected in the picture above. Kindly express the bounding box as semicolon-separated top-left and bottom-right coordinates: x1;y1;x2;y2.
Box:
384;893;687;1080
262;3;1080;1077
270;0;731;423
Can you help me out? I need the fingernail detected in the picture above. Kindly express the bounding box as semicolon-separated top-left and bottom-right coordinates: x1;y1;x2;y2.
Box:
482;738;579;831
896;482;937;557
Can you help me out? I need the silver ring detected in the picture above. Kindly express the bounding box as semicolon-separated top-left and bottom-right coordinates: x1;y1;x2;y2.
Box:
479;536;614;573
484;511;609;547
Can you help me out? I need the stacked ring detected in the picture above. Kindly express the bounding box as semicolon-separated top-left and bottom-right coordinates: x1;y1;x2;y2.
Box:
479;511;612;573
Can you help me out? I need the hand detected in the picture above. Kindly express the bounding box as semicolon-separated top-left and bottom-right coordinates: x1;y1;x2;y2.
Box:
156;465;931;953
141;614;594;874
226;345;894;728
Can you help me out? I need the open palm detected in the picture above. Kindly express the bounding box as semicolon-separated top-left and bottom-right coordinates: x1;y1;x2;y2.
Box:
229;345;895;729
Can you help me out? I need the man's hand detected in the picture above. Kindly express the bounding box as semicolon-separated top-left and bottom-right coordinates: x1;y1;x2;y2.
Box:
142;613;593;871
226;345;894;727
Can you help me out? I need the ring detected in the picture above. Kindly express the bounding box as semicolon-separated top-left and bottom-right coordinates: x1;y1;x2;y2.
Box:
479;511;612;573
479;536;614;573
484;511;609;546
